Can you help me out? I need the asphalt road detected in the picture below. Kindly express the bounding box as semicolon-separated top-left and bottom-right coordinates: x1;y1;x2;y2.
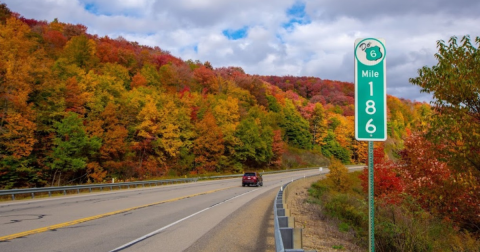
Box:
0;169;327;252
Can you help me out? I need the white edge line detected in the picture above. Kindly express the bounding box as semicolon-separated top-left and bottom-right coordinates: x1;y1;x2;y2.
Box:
110;188;259;252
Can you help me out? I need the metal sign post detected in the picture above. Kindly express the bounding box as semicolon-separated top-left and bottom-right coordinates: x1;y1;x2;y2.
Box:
368;141;374;251
355;38;387;252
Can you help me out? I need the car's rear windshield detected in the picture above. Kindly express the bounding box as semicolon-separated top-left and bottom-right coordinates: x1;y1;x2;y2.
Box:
243;173;256;176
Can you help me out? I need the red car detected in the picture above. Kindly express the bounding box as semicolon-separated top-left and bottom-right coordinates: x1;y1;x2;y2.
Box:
242;172;263;187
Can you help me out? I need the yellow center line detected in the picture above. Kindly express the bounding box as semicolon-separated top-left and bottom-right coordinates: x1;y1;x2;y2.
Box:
0;186;237;241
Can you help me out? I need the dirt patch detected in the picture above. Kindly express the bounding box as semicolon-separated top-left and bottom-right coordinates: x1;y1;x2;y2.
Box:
285;176;364;252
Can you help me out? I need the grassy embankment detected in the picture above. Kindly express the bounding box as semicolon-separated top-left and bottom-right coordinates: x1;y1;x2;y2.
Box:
307;161;480;251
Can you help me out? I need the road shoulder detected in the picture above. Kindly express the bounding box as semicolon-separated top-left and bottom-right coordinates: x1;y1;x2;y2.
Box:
184;187;278;252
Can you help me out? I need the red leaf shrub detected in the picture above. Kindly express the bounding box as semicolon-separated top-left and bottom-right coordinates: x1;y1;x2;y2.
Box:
359;159;404;205
398;133;480;230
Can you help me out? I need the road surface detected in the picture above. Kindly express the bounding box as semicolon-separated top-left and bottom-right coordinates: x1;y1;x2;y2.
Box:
0;169;326;252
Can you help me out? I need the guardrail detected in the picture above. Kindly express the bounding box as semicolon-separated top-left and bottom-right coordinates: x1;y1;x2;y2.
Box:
0;167;326;201
274;181;304;252
273;165;364;252
204;167;322;180
0;178;198;200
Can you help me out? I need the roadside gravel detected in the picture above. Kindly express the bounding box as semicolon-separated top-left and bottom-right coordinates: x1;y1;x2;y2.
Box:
285;175;363;252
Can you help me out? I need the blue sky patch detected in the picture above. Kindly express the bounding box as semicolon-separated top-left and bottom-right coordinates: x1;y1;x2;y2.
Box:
84;2;139;17
283;1;311;30
85;3;99;15
222;27;248;40
286;1;307;17
84;2;114;16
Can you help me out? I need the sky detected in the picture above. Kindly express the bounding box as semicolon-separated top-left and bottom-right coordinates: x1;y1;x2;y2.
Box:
3;0;480;102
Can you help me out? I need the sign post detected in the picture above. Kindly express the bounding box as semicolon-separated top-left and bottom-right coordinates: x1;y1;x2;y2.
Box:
354;38;386;252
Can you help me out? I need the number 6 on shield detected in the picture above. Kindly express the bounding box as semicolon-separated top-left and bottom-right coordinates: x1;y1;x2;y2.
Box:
366;119;376;134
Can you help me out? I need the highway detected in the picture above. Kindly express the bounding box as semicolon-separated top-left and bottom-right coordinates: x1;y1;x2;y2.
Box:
0;169;326;252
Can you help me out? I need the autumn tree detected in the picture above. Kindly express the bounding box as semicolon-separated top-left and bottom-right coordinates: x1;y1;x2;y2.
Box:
410;35;480;174
280;99;312;149
270;129;284;168
193;65;216;92
140;64;162;88
64;77;88;115
133;95;184;177
0;16;38;158
309;103;328;147
100;63;131;90
332;114;353;150
211;96;241;170
43;29;67;56
81;70;127;116
158;64;180;92
351;140;368;164
62;34;98;69
96;37;119;63
266;94;282;113
0;16;43;188
174;91;198;174
88;102;128;181
155;99;184;164
0;3;12;24
131;72;148;89
321;131;351;163
193;112;224;173
63;23;87;39
326;157;350;193
398;133;480;231
0;8;433;188
234;107;274;168
359;144;404;204
0;112;39;188
235;76;268;108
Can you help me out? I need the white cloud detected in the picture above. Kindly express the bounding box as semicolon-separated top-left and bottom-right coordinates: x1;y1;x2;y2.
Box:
3;0;479;102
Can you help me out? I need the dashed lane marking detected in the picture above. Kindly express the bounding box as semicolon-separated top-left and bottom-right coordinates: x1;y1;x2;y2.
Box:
0;186;237;241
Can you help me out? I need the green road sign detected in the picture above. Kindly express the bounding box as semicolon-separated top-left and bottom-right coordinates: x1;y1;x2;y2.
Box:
355;38;387;141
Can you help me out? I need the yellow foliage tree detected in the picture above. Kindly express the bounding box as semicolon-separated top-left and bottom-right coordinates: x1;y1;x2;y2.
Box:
310;103;328;146
212;96;241;155
326;157;351;193
62;34;97;69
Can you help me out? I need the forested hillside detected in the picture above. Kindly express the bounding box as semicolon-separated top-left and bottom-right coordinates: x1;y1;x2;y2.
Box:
0;5;430;188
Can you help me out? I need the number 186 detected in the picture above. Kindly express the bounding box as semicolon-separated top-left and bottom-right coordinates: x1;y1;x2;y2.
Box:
366;81;376;134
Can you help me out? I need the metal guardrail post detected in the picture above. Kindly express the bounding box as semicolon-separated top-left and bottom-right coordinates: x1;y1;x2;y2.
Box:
273;166;366;252
274;181;305;252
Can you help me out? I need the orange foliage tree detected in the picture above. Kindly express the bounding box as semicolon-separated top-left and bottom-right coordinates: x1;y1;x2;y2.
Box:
0;5;431;189
193;112;224;173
